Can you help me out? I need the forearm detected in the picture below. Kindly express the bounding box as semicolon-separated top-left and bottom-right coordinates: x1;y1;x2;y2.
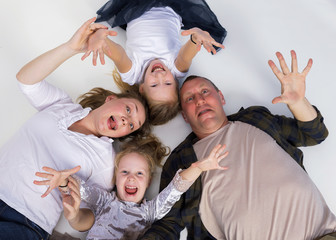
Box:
68;208;95;232
179;165;202;182
175;39;198;73
288;98;317;122
104;38;131;73
16;42;77;85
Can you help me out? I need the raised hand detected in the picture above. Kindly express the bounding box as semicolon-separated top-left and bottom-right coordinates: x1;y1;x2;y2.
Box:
34;165;81;198
268;50;313;106
192;144;228;171
181;27;225;55
62;176;82;222
67;17;109;53
81;28;118;66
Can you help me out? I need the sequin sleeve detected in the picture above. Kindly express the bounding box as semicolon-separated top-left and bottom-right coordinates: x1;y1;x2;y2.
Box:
73;176;114;216
145;169;195;222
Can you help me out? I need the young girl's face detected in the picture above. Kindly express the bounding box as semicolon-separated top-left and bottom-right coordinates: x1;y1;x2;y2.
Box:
140;59;178;103
115;152;151;203
92;95;146;138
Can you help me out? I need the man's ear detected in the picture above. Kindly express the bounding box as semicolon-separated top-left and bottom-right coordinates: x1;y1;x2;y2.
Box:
218;91;226;106
105;94;116;103
181;111;189;123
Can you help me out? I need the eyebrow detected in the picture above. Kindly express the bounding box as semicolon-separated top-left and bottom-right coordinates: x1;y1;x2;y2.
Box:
135;104;142;127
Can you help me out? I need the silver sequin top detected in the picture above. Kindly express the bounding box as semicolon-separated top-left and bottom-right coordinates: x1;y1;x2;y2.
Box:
79;170;192;240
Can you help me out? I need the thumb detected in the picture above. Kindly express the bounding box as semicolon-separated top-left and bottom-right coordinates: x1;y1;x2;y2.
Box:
108;31;118;37
272;96;283;104
181;30;191;36
69;165;81;175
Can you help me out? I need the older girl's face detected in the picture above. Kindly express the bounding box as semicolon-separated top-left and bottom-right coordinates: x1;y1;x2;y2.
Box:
115;152;151;203
93;95;146;138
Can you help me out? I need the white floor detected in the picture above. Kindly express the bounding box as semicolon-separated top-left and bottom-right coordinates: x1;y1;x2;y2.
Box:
1;0;335;239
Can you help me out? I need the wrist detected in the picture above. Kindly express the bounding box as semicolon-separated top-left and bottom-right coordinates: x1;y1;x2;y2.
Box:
190;34;197;45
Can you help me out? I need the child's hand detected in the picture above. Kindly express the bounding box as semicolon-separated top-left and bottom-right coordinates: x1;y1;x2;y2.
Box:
34;165;81;198
62;176;81;222
81;28;117;66
181;27;225;55
192;144;228;171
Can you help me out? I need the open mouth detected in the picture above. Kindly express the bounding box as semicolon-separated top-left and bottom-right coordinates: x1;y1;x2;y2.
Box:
198;109;212;117
151;63;165;73
125;185;137;195
108;116;117;130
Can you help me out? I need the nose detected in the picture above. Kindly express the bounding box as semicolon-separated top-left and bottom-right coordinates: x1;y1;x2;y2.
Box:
195;94;206;106
121;116;129;126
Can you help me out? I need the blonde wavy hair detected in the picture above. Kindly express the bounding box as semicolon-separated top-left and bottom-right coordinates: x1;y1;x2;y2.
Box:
113;68;180;125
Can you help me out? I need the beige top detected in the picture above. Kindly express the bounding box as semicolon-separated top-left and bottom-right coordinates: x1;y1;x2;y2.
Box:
193;121;336;240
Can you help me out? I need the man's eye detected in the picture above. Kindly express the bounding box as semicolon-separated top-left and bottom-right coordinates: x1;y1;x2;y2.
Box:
130;123;134;130
202;89;208;94
186;96;193;102
126;106;131;114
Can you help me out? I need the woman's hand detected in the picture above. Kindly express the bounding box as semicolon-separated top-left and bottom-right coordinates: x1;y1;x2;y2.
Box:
34;165;81;198
67;17;109;54
62;176;82;222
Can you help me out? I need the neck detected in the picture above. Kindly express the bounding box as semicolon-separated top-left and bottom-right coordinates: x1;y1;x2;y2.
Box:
196;118;229;139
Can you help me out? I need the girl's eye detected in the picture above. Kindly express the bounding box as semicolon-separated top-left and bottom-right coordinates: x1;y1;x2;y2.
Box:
150;84;157;87
130;123;134;130
165;82;172;85
137;172;143;176
121;170;128;174
126;106;131;114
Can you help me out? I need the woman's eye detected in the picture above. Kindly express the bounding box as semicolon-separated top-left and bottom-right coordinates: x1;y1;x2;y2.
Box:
126;106;131;114
130;123;134;130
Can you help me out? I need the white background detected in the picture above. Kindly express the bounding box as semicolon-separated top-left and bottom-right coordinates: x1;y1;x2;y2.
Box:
0;0;335;239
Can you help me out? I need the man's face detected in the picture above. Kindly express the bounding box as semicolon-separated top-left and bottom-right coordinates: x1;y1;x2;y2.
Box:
180;77;227;139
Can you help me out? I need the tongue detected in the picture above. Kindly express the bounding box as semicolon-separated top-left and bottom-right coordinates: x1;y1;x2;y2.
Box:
109;117;116;130
125;187;137;194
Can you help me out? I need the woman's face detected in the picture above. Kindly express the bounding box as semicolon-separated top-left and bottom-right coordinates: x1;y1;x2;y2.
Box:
92;95;146;138
115;152;151;203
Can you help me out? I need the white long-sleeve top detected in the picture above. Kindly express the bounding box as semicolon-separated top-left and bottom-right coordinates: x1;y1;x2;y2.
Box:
0;80;115;234
80;170;193;240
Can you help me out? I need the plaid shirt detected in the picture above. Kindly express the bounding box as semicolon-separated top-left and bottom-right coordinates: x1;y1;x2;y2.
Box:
141;106;329;240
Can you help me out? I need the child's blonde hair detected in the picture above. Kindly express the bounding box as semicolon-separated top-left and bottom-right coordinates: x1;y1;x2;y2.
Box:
112;134;170;184
113;68;180;126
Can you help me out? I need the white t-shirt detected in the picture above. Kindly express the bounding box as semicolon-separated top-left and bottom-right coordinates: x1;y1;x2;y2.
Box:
120;7;188;85
0;80;115;234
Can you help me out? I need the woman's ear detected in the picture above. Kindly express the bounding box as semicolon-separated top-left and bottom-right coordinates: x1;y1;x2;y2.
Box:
139;83;144;94
105;94;117;103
